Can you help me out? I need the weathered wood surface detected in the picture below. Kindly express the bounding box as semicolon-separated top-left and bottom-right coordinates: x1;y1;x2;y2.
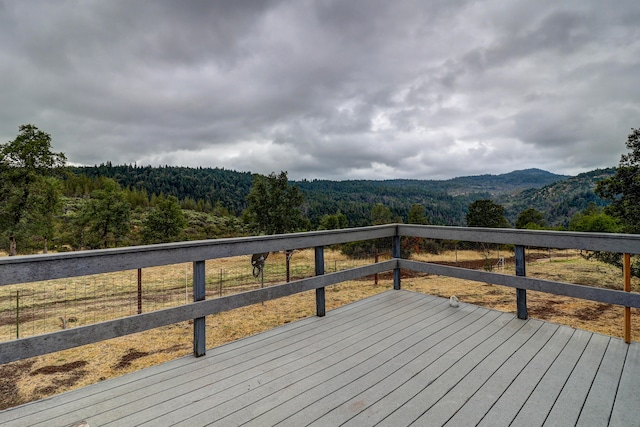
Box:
2;290;638;427
0;260;396;364
4;224;640;287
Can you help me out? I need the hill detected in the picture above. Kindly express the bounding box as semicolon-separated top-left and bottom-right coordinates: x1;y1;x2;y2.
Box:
69;164;253;215
497;168;616;227
296;168;568;226
69;164;600;228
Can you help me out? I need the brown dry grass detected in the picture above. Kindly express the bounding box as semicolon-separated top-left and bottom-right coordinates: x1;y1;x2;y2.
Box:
1;248;639;411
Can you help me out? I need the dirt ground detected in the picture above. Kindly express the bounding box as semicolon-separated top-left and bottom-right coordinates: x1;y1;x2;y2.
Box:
1;249;638;411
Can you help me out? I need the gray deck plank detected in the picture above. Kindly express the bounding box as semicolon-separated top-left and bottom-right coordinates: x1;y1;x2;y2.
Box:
174;294;472;426
303;308;504;427
374;318;543;426
115;292;446;426
510;328;593;426
3;291;411;427
246;304;491;426
441;322;560;427
576;337;629;427
544;333;610;426
0;290;638;427
474;326;575;427
610;341;640;427
341;313;525;426
97;292;430;425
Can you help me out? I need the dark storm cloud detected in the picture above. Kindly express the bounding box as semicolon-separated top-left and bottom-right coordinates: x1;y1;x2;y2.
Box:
1;0;639;180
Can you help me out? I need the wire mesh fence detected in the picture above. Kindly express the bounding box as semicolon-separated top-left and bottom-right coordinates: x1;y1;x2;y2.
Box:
2;243;625;343
0;249;379;342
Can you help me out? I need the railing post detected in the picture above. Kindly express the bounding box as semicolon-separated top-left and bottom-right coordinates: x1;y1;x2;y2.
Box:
193;260;206;357
515;245;528;319
315;246;325;317
137;268;142;314
624;253;631;344
393;234;401;290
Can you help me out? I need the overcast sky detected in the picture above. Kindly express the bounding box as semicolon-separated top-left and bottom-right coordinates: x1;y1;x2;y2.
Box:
1;1;639;180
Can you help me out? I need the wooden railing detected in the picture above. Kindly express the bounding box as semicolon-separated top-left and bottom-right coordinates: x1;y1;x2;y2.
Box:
1;224;640;364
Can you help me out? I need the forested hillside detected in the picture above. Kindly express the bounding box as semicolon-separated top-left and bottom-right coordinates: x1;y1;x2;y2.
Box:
497;168;615;228
70;165;569;228
69;164;253;215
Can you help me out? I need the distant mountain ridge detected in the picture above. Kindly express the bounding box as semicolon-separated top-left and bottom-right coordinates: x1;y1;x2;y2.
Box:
497;168;616;227
69;164;609;228
324;168;568;196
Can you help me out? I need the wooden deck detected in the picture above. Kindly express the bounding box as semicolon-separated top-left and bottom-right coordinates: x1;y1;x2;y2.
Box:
2;290;639;427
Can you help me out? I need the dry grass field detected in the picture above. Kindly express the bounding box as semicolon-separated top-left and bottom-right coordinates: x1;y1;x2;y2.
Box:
1;247;639;410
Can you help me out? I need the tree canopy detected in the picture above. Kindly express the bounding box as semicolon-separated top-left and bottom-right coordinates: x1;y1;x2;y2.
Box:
0;125;66;254
596;128;640;234
466;199;510;228
74;178;131;248
245;171;307;235
515;208;547;229
568;202;620;233
142;195;187;244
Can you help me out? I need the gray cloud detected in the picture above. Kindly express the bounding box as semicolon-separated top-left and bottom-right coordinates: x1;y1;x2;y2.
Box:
1;0;639;180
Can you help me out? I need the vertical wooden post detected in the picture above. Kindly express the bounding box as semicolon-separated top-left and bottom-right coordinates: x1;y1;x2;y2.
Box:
315;246;325;317
193;260;206;357
137;268;142;314
286;249;291;283
16;290;19;339
393;235;401;290
515;245;528;320
374;249;379;285
624;253;631;344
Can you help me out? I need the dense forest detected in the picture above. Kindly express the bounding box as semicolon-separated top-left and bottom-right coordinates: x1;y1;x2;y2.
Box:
69;164;254;216
2;158;614;254
69;165;571;229
497;168;615;227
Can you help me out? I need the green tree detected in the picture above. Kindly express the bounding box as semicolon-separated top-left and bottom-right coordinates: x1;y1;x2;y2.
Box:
76;178;131;248
515;208;547;229
141;195;187;243
596;128;640;234
568;203;620;233
404;204;432;257
319;212;348;230
245;171;306;234
26;177;63;253
0;125;66;255
371;203;395;225
568;203;638;275
466;200;510;228
408;204;429;225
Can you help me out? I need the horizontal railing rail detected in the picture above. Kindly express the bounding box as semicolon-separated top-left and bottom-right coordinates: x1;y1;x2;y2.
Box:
399;259;640;308
0;225;396;286
1;224;640;364
398;224;640;254
0;261;396;364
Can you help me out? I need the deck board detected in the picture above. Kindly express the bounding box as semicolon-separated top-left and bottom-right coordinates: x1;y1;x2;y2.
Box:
1;289;638;427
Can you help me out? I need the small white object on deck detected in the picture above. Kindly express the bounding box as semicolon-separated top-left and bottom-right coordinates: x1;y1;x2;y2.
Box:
449;295;460;307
